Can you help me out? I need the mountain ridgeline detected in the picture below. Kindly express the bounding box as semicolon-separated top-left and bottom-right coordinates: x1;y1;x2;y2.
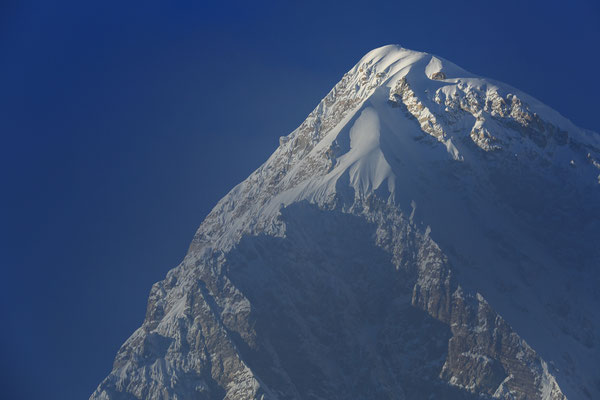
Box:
91;45;600;400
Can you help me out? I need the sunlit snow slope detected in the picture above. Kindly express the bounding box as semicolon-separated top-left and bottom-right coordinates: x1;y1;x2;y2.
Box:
92;45;600;400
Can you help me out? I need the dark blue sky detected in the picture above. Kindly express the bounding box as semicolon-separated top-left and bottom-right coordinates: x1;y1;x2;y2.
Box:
1;1;598;399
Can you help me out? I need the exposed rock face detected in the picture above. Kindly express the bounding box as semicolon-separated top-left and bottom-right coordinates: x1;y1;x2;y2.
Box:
431;71;447;80
91;45;600;400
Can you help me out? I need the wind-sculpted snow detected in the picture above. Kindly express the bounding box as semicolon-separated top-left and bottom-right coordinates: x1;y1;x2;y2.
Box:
92;45;600;400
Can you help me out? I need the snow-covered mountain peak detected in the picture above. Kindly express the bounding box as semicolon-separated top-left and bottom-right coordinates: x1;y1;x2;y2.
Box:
283;44;598;159
189;45;600;252
199;45;600;341
92;46;600;400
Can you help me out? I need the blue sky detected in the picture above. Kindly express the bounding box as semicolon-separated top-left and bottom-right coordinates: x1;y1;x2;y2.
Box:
1;1;598;399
